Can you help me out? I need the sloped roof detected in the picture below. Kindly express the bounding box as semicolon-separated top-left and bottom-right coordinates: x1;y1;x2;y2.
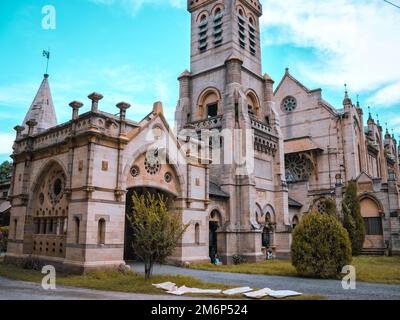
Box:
22;74;57;135
288;197;303;208
0;201;11;213
209;181;229;198
284;137;323;154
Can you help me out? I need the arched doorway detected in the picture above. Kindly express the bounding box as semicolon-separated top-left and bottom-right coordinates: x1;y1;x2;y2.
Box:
209;210;221;263
124;186;176;261
360;197;384;251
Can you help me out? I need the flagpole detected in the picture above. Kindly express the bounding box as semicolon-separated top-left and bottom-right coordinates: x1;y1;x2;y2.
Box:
46;48;50;74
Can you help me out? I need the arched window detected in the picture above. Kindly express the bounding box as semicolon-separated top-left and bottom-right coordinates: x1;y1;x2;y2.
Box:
246;91;259;118
98;219;106;245
292;216;299;230
198;14;208;52
238;9;246;49
195;223;200;245
199;89;221;119
248;16;256;55
213;8;223;47
74;217;80;244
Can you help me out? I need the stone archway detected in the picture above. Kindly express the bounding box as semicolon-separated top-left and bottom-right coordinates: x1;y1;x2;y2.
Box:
360;196;384;251
28;160;68;258
124;186;177;261
209;209;222;263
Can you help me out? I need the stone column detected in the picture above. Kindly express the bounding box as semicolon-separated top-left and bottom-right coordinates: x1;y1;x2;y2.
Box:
69;101;84;120
116;102;131;136
88;92;103;113
14;125;25;140
25;120;38;136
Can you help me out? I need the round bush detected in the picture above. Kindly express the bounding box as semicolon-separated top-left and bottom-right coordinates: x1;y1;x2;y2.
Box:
291;212;352;278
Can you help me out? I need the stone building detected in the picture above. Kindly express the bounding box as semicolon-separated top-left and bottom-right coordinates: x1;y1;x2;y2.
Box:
5;0;400;272
275;69;400;255
6;0;292;271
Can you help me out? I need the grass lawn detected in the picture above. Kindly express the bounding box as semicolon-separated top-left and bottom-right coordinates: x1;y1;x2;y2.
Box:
190;256;400;285
0;258;322;300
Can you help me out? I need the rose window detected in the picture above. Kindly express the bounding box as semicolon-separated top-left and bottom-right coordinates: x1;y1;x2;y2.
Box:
282;96;297;112
285;154;314;182
144;149;161;175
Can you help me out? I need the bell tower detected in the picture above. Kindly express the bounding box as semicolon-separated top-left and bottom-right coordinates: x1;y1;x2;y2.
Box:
188;0;263;76
175;0;291;262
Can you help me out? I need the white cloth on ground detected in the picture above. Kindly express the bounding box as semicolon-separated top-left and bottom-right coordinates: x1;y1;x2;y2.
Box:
152;282;178;291
166;286;222;296
222;287;254;296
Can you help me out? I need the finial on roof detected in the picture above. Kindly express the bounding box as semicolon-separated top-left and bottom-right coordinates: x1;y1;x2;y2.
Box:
343;83;352;106
356;94;360;107
285;67;289;75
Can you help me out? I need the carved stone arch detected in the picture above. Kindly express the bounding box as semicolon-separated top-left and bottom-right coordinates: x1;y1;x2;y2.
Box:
235;3;247;17
197;87;222;119
31;158;69;194
255;203;263;224
211;2;225;16
245;89;261;117
122;143;186;198
263;204;276;224
197;87;222;108
359;193;384;215
196;10;210;22
247;12;257;26
208;206;224;226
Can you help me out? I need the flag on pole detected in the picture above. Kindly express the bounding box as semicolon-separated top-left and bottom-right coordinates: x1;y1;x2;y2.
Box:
43;50;50;59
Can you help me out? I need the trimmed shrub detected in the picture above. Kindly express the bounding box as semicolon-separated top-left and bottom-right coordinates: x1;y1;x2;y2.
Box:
0;226;8;253
343;181;365;256
291;212;352;278
324;198;337;216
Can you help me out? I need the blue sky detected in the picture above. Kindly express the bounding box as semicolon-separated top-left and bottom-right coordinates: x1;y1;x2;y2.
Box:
0;0;400;163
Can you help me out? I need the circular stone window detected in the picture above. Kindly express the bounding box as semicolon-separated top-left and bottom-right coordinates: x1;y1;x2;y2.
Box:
164;172;172;183
130;165;140;178
282;96;297;112
144;149;161;175
53;179;62;196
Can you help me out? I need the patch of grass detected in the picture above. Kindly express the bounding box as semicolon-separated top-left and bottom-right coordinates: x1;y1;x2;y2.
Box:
191;259;297;277
0;259;322;300
352;256;400;285
191;256;400;285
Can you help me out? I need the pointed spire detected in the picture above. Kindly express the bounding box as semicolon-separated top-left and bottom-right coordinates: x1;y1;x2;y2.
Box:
22;74;57;135
343;83;352;106
356;94;360;108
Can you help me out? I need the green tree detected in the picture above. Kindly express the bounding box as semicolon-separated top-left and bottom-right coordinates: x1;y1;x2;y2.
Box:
127;192;189;280
324;198;337;216
291;212;352;278
0;161;12;181
343;180;366;256
0;226;8;253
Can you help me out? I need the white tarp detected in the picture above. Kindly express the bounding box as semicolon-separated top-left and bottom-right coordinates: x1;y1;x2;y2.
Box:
152;282;178;291
244;288;302;299
222;287;254;296
166;286;222;296
244;288;273;299
268;290;302;299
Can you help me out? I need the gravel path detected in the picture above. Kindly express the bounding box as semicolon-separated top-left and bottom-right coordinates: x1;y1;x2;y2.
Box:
130;262;400;300
0;276;215;300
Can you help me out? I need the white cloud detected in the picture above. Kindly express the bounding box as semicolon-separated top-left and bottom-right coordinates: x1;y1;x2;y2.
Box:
0;133;15;155
367;81;400;107
261;0;400;106
89;0;185;15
